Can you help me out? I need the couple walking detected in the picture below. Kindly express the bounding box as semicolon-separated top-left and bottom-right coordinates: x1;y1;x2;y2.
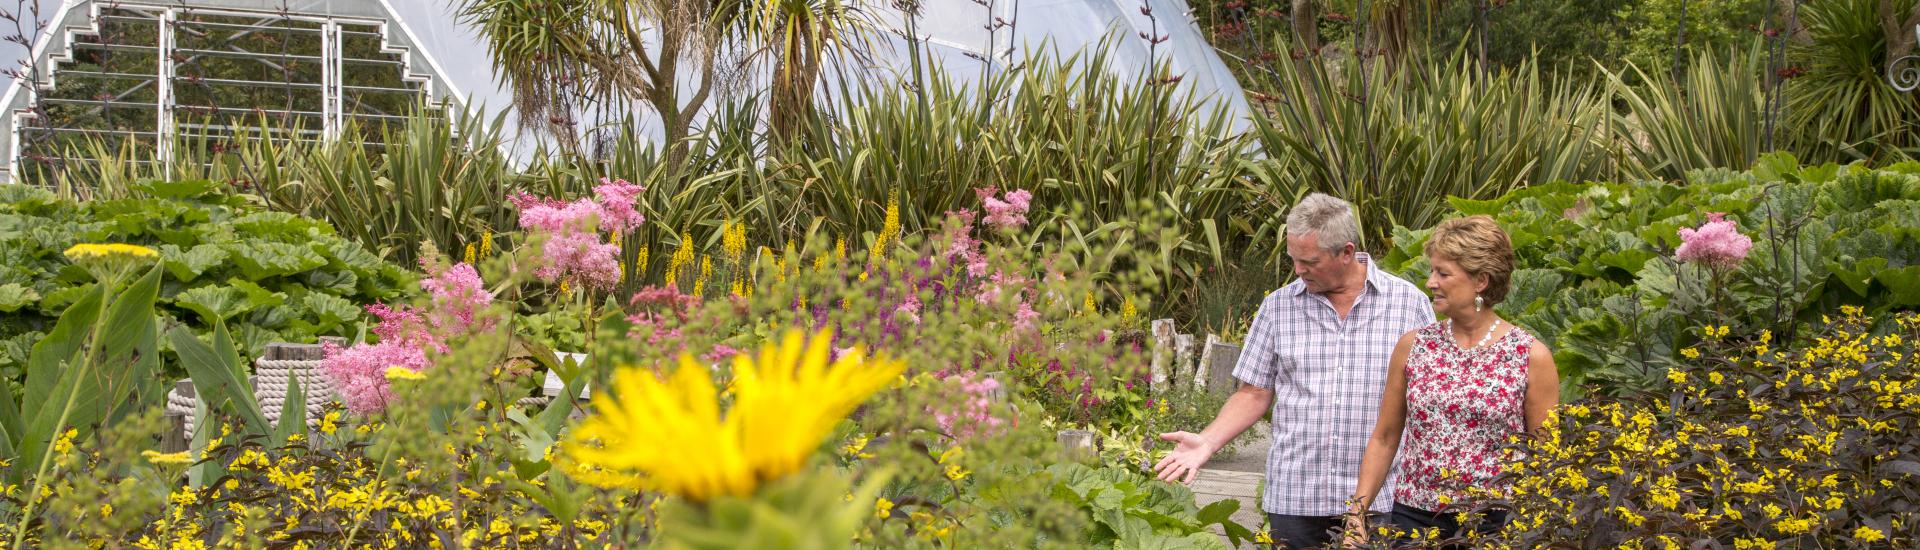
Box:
1155;194;1559;548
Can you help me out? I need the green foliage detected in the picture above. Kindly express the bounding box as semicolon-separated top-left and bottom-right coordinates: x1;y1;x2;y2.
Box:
1606;44;1774;181
1787;0;1920;164
1046;462;1252;549
1424;0;1634;79
1613;0;1769;79
1382;154;1920;396
0;181;414;379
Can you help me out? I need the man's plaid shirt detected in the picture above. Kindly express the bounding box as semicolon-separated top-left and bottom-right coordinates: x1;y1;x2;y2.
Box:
1232;253;1434;516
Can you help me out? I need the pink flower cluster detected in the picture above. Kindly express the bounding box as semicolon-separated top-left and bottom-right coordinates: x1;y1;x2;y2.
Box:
1675;212;1753;271
930;371;1008;441
976;187;1033;230
321;262;495;413
509;178;647;290
942;209;991;277
624;285;704;349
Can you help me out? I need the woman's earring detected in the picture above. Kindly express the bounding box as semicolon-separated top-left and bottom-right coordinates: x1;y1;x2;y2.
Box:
1474;295;1484;312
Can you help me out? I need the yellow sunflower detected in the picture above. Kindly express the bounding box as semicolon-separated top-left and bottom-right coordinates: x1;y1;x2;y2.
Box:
563;329;902;501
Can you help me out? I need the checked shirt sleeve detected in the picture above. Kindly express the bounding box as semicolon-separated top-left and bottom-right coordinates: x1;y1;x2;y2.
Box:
1232;294;1280;389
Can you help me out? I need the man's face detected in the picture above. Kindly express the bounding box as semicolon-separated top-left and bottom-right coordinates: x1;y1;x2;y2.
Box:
1286;233;1353;294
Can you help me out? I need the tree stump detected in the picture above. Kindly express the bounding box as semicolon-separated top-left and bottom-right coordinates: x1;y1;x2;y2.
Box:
1058;429;1097;462
1150;319;1176;391
1205;340;1243;395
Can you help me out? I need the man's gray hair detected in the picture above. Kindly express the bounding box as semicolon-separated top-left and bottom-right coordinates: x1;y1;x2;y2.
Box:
1285;193;1362;252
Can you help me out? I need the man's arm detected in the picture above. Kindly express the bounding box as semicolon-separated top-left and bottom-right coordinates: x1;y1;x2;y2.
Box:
1153;382;1273;483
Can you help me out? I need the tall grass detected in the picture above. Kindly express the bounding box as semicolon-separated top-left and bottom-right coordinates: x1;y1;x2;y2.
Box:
1242;48;1624;255
1607;45;1773;181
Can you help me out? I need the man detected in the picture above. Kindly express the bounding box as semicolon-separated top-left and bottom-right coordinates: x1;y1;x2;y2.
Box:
1154;193;1434;549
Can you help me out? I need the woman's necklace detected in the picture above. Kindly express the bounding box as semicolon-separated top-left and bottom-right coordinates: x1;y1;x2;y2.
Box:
1451;318;1502;350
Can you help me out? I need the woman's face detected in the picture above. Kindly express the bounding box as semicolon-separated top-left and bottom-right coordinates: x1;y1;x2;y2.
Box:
1425;255;1486;318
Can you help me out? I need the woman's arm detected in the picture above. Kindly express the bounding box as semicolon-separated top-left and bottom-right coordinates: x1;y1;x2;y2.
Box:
1350;331;1418;512
1523;340;1560;434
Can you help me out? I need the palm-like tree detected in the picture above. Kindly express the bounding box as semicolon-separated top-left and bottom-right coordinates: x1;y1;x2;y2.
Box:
460;0;874;161
730;0;877;145
460;0;735;165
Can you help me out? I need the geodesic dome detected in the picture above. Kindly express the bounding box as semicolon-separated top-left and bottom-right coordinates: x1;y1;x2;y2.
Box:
0;0;1253;182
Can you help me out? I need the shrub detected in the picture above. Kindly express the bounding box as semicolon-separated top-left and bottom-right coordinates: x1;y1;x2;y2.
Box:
1483;308;1920;547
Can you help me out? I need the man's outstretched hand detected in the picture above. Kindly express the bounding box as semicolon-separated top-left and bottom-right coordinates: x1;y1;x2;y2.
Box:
1152;431;1216;484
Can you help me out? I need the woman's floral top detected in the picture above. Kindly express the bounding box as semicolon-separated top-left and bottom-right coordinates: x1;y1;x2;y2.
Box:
1395;320;1534;511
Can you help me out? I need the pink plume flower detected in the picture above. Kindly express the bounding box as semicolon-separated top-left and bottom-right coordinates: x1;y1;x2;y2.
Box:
981;188;1032;230
513;184;642;290
1675;212;1753;271
593;178;647;235
321;262;495;414
320;341;427;413
1012;300;1041;332
929;371;1008;441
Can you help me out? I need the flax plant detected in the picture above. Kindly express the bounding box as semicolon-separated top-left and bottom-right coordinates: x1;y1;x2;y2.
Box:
1244;45;1622;255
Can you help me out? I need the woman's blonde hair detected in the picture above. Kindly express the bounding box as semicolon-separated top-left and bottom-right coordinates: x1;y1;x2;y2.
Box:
1423;215;1516;305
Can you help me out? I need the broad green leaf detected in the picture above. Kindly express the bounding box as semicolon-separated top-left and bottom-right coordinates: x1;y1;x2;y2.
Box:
162;244;227;282
167;324;269;434
224;242;327;279
226;278;286;308
1827;258;1887;298
0;284;39;312
273;374;305;444
231;212;329;239
1194;499;1239;525
21;284;104;433
131;179;217;199
1873;265;1920;306
1117;532;1230;550
173;285;255;324
85;264;163;426
302;292;361;332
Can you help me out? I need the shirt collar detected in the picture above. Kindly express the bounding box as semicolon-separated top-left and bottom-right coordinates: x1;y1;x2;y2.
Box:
1288;252;1383;297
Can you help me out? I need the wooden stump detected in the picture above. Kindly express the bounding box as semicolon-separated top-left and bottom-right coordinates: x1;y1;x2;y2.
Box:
1057;429;1097;462
1174;333;1196;389
263;342;327;361
1150;319;1176;391
1205;341;1243;395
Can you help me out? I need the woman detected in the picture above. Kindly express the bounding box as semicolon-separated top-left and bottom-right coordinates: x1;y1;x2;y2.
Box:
1343;215;1558;546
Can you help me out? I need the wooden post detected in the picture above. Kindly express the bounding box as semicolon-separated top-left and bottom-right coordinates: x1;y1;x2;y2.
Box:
1197;334;1220;391
981;371;1008;403
264;342;327;361
1173;333;1196;389
1057;429;1097;462
1149;319;1176;391
1205;340;1243;395
161;380;194;453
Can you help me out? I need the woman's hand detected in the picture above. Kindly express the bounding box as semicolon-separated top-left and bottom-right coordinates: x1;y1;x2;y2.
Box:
1340;509;1370;548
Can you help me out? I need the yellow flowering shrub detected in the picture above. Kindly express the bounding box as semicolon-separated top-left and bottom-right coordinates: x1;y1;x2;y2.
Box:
1479;309;1920;547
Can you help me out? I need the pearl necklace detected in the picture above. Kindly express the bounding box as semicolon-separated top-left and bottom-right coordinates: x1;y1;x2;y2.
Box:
1452;318;1502;350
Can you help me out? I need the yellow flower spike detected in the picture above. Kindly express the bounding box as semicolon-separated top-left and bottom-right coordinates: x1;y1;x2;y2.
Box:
142;449;193;465
384;367;425;382
563;329;903;502
479;231;492;259
463;243;476;264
